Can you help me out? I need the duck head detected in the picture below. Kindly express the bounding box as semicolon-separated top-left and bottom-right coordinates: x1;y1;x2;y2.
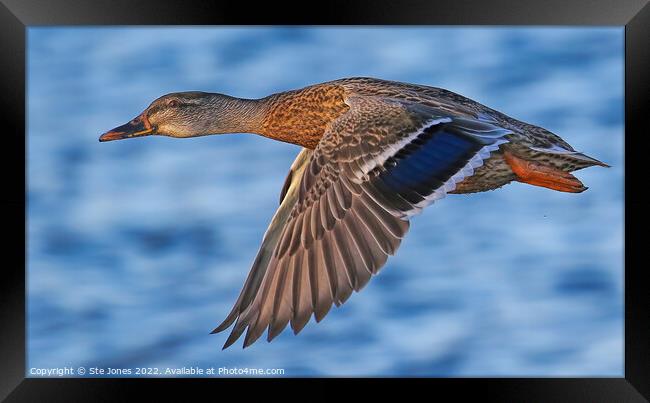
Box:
99;92;263;142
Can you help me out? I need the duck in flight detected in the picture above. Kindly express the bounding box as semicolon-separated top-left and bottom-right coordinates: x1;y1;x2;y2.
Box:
100;77;608;349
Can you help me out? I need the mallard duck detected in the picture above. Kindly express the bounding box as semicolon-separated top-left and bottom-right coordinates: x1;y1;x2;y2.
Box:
100;77;608;348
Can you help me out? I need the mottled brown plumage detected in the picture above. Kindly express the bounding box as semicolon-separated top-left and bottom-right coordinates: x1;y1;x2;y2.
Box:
99;77;608;349
260;83;349;149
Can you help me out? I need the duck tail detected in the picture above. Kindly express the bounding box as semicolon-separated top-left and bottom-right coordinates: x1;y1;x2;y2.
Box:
565;151;611;169
528;145;611;169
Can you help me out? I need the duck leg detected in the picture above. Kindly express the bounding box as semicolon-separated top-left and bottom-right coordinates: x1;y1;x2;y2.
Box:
503;151;587;193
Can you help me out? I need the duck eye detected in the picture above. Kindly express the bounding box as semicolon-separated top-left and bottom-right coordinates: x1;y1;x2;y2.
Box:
167;99;180;107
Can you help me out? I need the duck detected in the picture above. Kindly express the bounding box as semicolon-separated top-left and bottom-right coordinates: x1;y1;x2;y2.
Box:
99;77;609;349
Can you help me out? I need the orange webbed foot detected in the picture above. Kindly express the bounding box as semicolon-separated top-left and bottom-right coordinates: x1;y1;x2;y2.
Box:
504;151;587;193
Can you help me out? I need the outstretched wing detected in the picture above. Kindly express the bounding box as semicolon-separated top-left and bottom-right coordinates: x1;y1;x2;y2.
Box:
213;96;511;348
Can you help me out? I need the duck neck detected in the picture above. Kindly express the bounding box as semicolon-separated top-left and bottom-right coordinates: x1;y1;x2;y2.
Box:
204;84;349;149
203;94;269;135
206;92;320;147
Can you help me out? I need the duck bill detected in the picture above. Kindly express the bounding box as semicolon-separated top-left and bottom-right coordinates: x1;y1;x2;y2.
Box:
99;113;154;142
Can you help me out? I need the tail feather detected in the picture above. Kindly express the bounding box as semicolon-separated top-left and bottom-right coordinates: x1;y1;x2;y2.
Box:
567;152;610;169
529;145;610;169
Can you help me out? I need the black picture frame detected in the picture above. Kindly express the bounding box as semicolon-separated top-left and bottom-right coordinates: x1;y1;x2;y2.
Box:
1;0;647;401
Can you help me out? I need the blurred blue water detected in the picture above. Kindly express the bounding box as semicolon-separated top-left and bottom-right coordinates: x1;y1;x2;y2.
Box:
27;27;624;376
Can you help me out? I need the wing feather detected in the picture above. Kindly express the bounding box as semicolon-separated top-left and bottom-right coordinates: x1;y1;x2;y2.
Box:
214;96;511;348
